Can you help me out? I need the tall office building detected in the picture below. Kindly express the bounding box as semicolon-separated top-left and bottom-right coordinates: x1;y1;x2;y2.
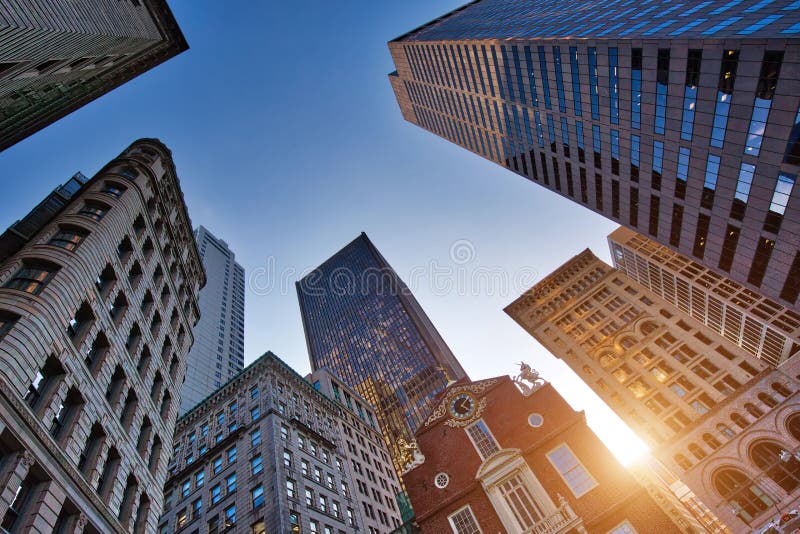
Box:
609;226;800;365
180;226;245;415
0;139;204;532
0;0;187;151
505;249;800;530
388;0;800;308
296;233;466;471
159;352;401;534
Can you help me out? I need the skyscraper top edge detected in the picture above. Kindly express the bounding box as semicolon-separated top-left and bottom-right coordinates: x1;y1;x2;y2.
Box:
391;0;800;42
296;232;375;285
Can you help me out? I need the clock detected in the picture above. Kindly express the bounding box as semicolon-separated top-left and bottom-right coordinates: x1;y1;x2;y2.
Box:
448;393;476;420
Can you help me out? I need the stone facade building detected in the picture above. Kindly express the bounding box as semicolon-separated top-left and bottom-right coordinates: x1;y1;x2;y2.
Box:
297;233;467;472
180;226;245;415
505;248;800;530
609;226;800;366
159;352;401;534
0;0;187;151
0;139;204;532
388;0;800;309
402;375;683;533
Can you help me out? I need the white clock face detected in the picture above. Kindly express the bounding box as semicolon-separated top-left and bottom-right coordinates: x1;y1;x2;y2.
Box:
449;393;476;420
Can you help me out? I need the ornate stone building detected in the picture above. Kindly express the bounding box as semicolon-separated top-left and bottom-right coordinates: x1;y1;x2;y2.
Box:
0;0;187;151
159;352;401;534
608;226;800;366
402;374;684;533
0;139;204;532
505;249;800;530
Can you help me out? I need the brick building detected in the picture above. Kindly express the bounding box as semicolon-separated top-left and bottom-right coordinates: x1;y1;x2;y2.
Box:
402;374;683;533
159;352;402;534
388;0;800;309
505;248;800;530
0;139;204;532
0;0;187;151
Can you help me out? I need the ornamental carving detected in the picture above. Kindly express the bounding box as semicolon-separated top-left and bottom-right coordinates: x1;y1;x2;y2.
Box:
444;397;487;428
398;437;425;473
512;362;545;397
424;379;498;427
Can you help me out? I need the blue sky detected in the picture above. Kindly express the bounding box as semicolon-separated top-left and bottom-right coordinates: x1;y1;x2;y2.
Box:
0;1;646;460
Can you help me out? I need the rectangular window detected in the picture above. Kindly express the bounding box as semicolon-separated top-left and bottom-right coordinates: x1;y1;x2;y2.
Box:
580;168;588;203
702;154;720;209
764;172;795;233
48;227;88;251
561;117;570;157
448;505;482;534
592;124;601;168
226;473;236;493
731;162;755;220
630;134;640;182
537;46;552;110
649;195;660;237
711;50;739;148
779;252;800;303
465;420;500;459
609;47;619;124
676;147;690;199
547;114;556;152
251;429;261;447
693;214;711;258
719;225;741;272
552;156;562;191
652;141;664;190
499;473;546;528
566;162;575;197
569;46;582;116
5;263;57;295
745;51;783;156
595;174;604;210
748;237;775;286
553;46;566;112
523;46;539;106
670;204;684;246
655;49;670;135
630;187;639;227
611;130;620;175
546;444;598;497
608;520;639;534
252;484;264;509
612;180;620;218
631;49;642;129
534;111;544;148
576;121;585;163
588;47;599;120
251;454;263;475
680;50;702;141
78;202;108;221
785;106;800;165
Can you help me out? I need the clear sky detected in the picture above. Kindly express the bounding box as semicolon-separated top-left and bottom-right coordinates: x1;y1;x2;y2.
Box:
0;1;647;462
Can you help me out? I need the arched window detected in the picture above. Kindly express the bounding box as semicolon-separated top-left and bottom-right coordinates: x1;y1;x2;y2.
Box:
704;433;721;450
757;392;777;409
712;468;772;522
745;403;764;419
732;413;749;429
619;337;636;350
750;440;800;494
717;423;736;439
598;353;617;368
688;443;706;461
640;321;658;336
675;454;692;471
787;414;800;442
771;382;791;398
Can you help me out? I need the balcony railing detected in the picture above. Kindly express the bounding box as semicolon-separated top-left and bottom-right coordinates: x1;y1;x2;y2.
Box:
528;500;581;534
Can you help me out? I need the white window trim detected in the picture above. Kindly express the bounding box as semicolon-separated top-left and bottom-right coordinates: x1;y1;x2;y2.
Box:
545;442;598;498
607;519;638;534
447;504;482;534
464;418;500;460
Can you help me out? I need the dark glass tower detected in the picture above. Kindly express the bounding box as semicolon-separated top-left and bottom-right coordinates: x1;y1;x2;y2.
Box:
388;0;800;310
296;233;466;470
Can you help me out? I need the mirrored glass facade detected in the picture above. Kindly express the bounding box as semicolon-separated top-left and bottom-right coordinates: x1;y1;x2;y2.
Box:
388;0;800;309
296;234;466;471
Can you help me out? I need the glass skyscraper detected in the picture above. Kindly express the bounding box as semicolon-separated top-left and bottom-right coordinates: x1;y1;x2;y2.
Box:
296;233;466;470
388;0;800;310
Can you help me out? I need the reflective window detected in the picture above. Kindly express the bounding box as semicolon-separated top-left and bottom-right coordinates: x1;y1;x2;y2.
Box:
561;117;570;157
702;154;721;209
609;48;619;124
749;237;775;286
523;46;539;106
500;46;517;103
576;121;585;163
569;46;582;116
547;114;556;152
768;173;795;216
731;162;756;221
680;50;702;141
631;49;642;129
537;46;552;110
511;46;527;106
652;141;664;191
588;47;599;120
534;111;544;148
611;130;620;175
631;134;640;182
702;15;743;34
745;51;783;156
553;46;566;113
719;225;740;272
783;105;800;165
655;49;670;135
592;124;602;168
710;50;739;148
738;14;783;34
676;147;690;199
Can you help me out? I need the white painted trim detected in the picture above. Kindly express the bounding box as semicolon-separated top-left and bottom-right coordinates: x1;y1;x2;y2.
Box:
545;442;599;498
